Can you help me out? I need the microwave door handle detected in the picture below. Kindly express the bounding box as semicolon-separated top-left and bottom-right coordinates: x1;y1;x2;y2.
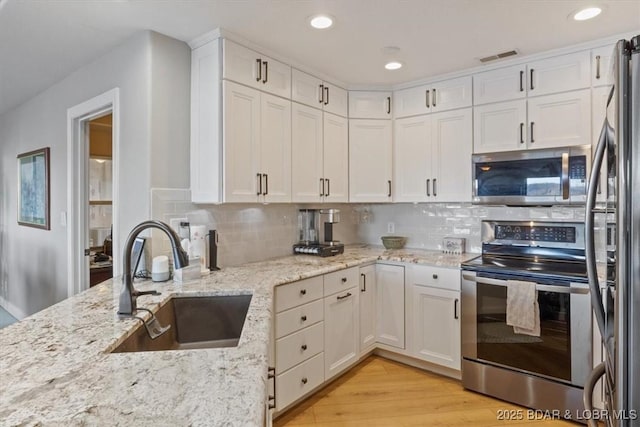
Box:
561;152;570;199
585;118;611;339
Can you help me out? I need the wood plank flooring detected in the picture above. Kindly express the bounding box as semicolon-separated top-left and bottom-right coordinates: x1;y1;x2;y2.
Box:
274;356;576;426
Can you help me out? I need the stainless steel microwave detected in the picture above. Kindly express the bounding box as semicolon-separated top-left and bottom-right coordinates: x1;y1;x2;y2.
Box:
472;145;592;206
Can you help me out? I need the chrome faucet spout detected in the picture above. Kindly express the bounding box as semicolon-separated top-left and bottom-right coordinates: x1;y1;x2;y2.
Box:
118;220;189;315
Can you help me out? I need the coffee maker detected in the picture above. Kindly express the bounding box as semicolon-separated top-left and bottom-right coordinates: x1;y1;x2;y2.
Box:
293;209;344;256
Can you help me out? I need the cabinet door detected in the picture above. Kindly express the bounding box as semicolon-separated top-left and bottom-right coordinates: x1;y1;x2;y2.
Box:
359;265;377;356
324;287;359;380
592;45;615;87
473;64;526;105
592;86;612;202
260;93;291;202
292;69;323;108
349;119;393;202
376;264;405;349
527;89;591;149
431;76;473;112
393;84;431;118
323;83;348;117
258;55;291;99
223;81;260;202
292;103;323;203
222;39;261;91
323;113;349;203
473;99;527;153
527;51;590;96
411;285;461;370
349;91;392;119
432;108;472;202
393;115;431;202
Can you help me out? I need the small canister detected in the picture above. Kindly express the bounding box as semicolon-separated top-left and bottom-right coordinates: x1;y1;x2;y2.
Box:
151;255;170;282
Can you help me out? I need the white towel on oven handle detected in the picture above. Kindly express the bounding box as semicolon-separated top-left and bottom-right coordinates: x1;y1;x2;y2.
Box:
506;279;541;337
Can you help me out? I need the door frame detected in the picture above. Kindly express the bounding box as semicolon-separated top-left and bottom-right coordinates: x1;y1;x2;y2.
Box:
66;88;120;297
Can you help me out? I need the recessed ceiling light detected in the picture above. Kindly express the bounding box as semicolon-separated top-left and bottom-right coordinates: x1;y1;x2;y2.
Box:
385;61;403;70
573;7;602;21
309;15;334;29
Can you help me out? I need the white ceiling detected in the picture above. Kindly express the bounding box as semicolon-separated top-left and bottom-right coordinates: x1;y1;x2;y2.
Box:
1;0;639;116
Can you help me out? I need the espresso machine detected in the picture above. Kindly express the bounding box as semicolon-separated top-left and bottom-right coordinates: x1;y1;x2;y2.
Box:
293;209;344;256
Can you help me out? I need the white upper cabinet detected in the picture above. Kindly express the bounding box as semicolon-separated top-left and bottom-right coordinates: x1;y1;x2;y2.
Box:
223;39;291;98
394;115;431;202
291;103;324;203
430;76;473;112
393;84;431;118
349;91;392;119
223;81;291;202
474;99;527;153
394;77;471;119
473;64;527;105
527;51;590;97
432;108;472;202
322;113;349;202
291;69;348;117
349;119;393;202
592;45;615;87
527;89;591;149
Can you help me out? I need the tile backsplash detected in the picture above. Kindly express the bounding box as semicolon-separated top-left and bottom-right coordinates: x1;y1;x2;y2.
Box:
150;189;599;266
356;203;588;253
150;189;360;267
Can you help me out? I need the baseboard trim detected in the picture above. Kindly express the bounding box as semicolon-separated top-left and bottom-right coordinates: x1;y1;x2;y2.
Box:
374;349;462;380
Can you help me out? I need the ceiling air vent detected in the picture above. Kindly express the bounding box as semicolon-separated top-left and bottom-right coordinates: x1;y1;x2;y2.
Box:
479;50;519;63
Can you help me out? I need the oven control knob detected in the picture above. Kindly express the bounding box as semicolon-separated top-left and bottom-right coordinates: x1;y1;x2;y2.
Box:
514;234;521;240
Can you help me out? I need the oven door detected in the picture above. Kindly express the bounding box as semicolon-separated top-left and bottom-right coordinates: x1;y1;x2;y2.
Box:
461;271;592;387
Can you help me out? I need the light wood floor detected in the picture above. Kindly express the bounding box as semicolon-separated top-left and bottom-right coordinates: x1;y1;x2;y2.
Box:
275;356;576;426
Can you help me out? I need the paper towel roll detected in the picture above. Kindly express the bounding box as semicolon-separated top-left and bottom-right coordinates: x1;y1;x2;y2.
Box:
190;225;207;273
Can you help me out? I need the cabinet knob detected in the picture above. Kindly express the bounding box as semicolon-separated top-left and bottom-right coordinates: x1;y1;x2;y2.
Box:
433;274;438;279
341;277;347;283
301;344;308;351
300;289;307;295
301;377;308;385
301;315;307;322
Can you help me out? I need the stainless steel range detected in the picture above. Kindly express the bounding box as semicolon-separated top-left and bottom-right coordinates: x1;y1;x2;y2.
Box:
461;220;592;419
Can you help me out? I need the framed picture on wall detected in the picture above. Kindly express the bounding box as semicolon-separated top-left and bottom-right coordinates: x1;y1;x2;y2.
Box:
17;147;50;230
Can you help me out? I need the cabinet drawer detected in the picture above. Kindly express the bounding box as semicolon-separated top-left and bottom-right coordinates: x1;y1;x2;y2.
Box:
276;321;324;373
410;264;460;291
275;276;323;312
276;352;324;411
324;267;359;297
275;299;324;339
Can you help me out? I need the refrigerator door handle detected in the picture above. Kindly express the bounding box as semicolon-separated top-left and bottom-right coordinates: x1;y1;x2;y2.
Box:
561;152;570;199
583;361;606;427
585;118;611;339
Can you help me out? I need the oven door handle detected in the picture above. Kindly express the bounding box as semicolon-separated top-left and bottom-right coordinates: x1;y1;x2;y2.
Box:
462;273;589;294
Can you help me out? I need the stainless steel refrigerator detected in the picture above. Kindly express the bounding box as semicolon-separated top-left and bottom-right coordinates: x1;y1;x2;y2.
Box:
585;35;640;427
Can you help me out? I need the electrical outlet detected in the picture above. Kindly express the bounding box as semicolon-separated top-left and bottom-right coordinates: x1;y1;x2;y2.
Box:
169;217;188;234
387;222;395;233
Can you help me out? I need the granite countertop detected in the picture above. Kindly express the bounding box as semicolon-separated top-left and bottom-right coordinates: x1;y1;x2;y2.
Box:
0;245;475;426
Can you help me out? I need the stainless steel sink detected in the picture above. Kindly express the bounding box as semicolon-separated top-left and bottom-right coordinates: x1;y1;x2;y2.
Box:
111;294;252;353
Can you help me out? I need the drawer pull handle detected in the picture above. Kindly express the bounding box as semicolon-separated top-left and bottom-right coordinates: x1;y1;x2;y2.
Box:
268;366;276;410
301;315;307;322
337;292;352;300
300;289;307;295
301;377;308;385
341;277;347;283
432;274;438;279
301;344;307;351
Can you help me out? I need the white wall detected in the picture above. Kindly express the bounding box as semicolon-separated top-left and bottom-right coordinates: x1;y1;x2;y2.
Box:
0;31;191;318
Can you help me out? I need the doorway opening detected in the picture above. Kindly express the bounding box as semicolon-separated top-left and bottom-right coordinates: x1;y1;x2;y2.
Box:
67;88;120;297
88;114;113;287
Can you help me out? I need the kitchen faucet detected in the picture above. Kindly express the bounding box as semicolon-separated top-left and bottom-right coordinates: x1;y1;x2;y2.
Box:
118;220;189;316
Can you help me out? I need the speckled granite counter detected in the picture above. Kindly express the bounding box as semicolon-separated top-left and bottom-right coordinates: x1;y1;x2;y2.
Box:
0;245;475;426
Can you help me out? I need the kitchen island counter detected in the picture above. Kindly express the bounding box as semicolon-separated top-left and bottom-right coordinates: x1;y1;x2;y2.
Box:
0;245;474;426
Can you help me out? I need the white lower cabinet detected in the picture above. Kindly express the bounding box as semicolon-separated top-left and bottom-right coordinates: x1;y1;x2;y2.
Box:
376;264;405;349
359;265;377;355
408;265;461;370
324;285;359;380
277;352;325;411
